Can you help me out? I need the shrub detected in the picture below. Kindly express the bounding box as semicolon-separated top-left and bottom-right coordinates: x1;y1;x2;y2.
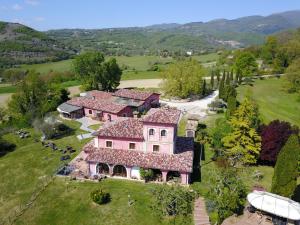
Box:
150;184;195;217
259;120;299;165
271;134;300;198
90;189;110;205
140;168;154;182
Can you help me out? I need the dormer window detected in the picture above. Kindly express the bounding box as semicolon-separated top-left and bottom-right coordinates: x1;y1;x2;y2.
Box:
161;130;167;137
149;129;155;136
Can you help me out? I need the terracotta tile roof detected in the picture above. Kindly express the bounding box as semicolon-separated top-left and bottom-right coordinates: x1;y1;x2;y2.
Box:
113;89;159;101
93;118;144;139
84;137;194;172
86;90;113;100
142;108;181;125
67;97;128;114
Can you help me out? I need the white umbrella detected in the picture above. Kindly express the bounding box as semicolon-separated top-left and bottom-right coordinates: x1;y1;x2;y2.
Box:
247;191;300;221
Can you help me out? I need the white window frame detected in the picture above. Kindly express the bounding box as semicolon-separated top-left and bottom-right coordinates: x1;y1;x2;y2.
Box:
129;142;136;150
160;129;167;137
105;140;113;148
148;128;156;136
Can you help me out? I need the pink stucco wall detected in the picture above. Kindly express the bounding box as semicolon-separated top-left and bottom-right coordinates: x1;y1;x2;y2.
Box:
142;123;176;154
84;106;133;122
97;137;144;151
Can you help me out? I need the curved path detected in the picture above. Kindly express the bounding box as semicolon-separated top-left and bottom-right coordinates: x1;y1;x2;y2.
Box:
160;91;219;117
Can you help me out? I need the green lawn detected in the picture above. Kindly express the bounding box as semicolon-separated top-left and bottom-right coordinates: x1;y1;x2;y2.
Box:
21;59;73;74
14;178;190;225
192;53;219;63
122;70;162;80
0;85;17;94
237;77;300;127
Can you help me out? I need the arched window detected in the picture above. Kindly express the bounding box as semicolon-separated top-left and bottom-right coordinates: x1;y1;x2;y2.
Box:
161;130;167;137
149;128;155;136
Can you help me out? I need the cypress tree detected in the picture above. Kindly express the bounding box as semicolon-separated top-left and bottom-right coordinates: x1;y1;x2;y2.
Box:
219;72;226;99
226;87;237;117
230;69;234;82
210;70;215;89
225;71;230;85
216;69;220;87
201;80;207;96
271;134;300;197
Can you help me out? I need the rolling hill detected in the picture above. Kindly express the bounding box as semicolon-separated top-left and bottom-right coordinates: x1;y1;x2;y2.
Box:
0;22;75;68
46;10;300;55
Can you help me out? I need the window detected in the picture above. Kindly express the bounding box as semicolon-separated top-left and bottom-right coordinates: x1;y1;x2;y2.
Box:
106;141;112;148
149;129;155;136
129;143;136;150
123;113;127;117
107;114;111;121
89;109;92;114
153;145;159;152
161;130;167;137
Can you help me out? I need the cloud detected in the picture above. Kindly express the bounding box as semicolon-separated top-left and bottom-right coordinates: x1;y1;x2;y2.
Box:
34;17;45;22
25;0;39;6
12;3;22;11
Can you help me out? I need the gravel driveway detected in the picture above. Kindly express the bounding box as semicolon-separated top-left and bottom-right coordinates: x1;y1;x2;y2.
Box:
160;90;219;117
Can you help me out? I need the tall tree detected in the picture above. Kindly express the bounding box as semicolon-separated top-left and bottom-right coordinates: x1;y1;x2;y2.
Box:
259;120;299;165
210;70;215;89
285;58;300;93
222;98;261;165
162;59;206;98
73;51;122;91
218;72;226;99
271;134;300;197
216;69;220;87
234;51;258;78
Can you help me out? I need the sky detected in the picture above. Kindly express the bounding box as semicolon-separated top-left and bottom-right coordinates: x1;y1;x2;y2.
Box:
0;0;300;31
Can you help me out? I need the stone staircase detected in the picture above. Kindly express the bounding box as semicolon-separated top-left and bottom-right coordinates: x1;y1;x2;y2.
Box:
194;197;210;225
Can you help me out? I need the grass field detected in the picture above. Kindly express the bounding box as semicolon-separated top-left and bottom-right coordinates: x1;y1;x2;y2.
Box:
237;77;300;127
19;54;218;78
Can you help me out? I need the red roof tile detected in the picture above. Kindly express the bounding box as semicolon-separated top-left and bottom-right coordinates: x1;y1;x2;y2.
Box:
113;89;158;101
142;108;181;125
67;97;128;114
84;137;194;172
86;90;113;100
93;118;144;139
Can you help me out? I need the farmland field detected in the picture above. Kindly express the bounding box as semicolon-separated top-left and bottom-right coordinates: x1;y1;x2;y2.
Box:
237;77;300;127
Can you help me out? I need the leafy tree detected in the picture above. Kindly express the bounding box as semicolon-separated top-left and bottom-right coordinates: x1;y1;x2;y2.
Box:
207;168;247;224
211;118;232;156
261;36;278;64
271;134;300;197
233;51;258;78
8;71;69;125
73;51;122;91
259;120;299;165
150;184;195;218
285;58;300;93
162;59;206;98
2;69;27;85
222;98;261;165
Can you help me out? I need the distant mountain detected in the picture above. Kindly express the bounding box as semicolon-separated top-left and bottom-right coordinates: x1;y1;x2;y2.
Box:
0;21;75;68
46;10;300;56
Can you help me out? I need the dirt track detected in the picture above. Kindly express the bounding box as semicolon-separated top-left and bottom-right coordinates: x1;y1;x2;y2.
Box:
0;94;11;107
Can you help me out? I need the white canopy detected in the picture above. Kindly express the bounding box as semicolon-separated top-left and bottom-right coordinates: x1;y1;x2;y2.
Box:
247;191;300;221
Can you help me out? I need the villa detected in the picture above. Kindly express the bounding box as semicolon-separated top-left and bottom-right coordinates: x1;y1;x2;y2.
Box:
57;89;160;121
82;107;194;185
